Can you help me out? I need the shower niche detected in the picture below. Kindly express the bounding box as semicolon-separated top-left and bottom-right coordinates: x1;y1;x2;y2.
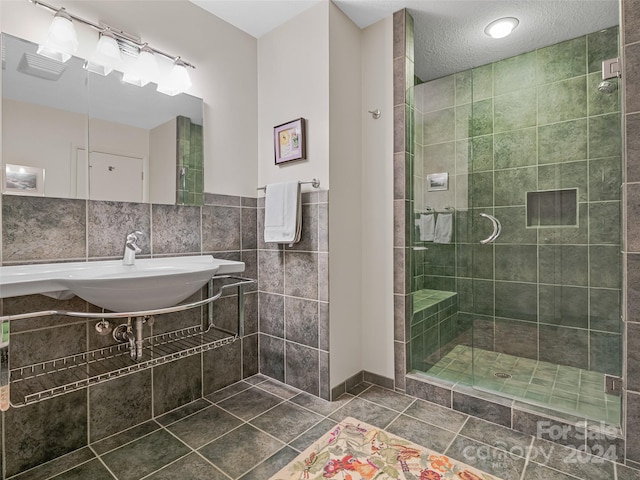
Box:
526;189;578;227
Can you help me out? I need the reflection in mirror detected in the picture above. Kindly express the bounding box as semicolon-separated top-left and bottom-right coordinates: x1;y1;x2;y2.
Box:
2;33;88;199
2;33;204;205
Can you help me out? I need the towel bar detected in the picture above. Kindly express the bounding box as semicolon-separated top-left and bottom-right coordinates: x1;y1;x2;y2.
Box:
418;205;455;214
256;178;320;191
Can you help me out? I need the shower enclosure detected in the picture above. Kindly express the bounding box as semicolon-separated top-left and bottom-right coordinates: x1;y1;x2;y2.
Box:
409;27;622;426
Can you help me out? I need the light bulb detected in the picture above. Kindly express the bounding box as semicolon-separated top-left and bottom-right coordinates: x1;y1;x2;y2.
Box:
36;8;78;63
85;30;122;76
123;45;158;87
157;58;192;96
484;17;519;39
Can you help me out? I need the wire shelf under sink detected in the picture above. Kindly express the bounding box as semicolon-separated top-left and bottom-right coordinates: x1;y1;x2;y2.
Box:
9;325;237;407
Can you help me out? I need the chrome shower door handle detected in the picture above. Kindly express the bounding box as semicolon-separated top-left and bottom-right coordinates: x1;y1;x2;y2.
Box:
479;213;502;244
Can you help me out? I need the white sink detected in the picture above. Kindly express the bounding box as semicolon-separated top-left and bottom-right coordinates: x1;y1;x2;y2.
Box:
0;256;245;312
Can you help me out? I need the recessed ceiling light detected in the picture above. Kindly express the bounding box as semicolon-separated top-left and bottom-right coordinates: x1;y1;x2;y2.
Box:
484;17;519;39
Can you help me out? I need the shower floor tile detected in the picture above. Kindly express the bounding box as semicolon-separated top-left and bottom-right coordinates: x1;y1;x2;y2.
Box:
423;344;621;426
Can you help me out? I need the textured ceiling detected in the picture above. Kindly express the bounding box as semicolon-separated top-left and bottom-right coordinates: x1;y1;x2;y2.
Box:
190;0;324;38
401;0;620;81
190;0;619;81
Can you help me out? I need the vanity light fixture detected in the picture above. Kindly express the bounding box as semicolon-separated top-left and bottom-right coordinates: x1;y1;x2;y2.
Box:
30;0;195;94
85;29;121;76
484;17;519;39
157;58;192;96
122;44;158;87
36;7;78;62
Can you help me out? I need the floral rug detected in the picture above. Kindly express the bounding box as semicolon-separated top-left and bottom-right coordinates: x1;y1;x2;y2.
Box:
270;417;501;480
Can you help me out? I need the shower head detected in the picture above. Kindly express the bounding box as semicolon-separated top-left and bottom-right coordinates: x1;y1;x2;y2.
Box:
597;79;618;94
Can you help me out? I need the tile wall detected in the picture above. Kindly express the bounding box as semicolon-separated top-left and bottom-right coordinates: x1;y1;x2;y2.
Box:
623;0;640;468
176;116;204;206
0;193;258;477
413;27;622;376
256;191;331;400
410;290;458;371
392;9;415;394
394;4;635;465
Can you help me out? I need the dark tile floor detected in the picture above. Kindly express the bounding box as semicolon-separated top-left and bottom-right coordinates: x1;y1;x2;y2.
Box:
10;375;638;480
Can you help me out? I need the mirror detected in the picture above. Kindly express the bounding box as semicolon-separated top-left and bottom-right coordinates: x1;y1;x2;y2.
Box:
1;33;203;204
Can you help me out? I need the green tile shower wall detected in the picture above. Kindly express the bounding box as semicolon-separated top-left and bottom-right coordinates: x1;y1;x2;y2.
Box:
393;8;416;392
413;27;622;376
410;290;459;372
177;116;204;206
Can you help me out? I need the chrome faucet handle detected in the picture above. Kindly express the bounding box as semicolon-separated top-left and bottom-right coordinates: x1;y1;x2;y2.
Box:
125;243;142;253
123;231;143;265
125;231;143;253
126;231;143;242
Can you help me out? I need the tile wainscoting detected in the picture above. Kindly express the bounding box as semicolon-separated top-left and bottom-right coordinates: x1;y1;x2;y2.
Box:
0;188;331;477
256;190;330;400
0;193;258;477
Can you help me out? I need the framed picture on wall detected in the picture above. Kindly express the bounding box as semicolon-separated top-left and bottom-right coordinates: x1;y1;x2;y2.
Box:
274;118;306;164
3;164;45;196
427;172;449;191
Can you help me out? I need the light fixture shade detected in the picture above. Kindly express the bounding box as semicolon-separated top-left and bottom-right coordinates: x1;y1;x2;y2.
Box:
157;59;192;96
86;30;122;76
484;17;519;39
122;45;158;87
36;9;78;63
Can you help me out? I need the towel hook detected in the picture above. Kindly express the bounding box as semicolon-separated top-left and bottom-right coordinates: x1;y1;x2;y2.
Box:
368;109;381;119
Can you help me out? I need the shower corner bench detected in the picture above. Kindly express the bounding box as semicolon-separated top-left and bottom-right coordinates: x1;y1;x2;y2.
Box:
0;275;256;409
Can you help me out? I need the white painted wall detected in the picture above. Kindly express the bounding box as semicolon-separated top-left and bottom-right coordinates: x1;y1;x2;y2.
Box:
328;3;363;388
249;1;396;389
3;100;160;201
150;119;178;205
2;0;398;389
90;119;149;160
256;1;330;192
0;0;258;197
360;17;395;379
2;99;86;198
90;118;150;201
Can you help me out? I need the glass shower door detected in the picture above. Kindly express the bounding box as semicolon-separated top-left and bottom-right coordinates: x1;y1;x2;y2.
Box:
410;26;623;427
465;28;623;426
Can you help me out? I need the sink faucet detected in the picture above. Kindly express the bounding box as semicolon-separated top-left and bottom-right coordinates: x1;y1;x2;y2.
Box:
123;231;143;266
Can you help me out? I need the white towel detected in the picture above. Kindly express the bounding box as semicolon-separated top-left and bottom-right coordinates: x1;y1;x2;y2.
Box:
416;213;435;241
434;213;453;244
264;181;302;245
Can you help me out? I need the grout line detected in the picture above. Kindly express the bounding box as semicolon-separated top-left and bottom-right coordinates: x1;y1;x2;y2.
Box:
90;420;164;457
88;445;118;480
193;450;234;479
138;426;204;479
154;400;215;429
46;377;621;480
443;414;470;454
204;381;253;404
11;450;99;480
518;436;536;480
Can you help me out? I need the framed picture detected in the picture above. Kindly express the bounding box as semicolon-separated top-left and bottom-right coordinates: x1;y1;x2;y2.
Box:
427;172;448;191
274;118;306;165
3;164;45;196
